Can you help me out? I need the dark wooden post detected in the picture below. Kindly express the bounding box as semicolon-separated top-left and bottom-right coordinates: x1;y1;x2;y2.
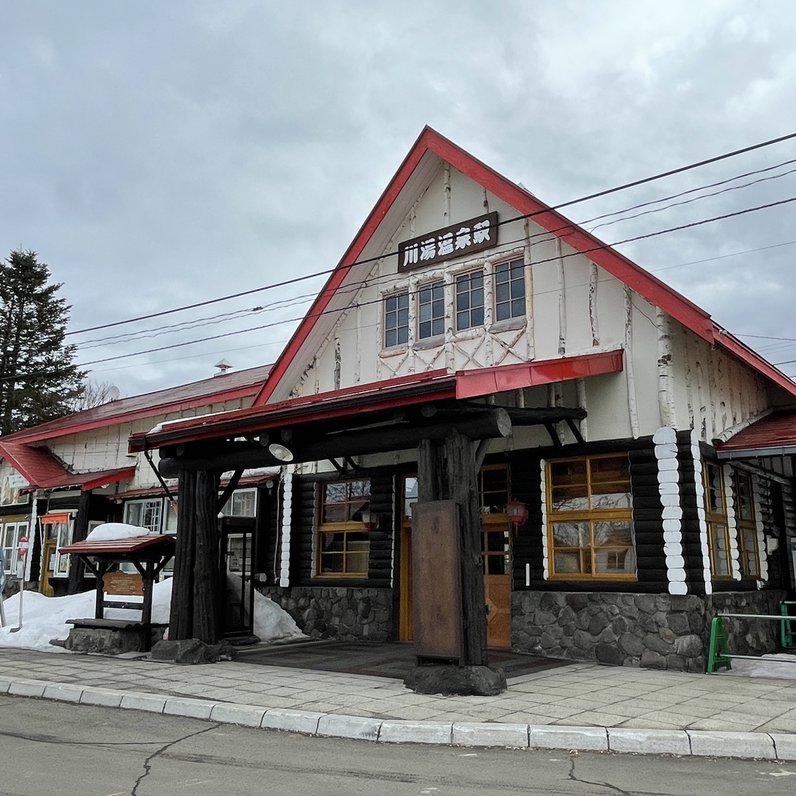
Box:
192;469;220;643
67;491;91;594
416;429;487;666
168;470;196;639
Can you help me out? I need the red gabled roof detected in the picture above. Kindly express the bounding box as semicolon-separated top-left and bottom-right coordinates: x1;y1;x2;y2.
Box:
254;126;732;407
0;439;135;490
716;410;796;458
3;363;272;445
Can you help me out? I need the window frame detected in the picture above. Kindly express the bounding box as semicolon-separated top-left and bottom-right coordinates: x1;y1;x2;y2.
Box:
383;290;409;349
219;487;257;519
123;498;166;534
703;461;733;580
455;270;485;331
731;470;761;579
494;257;526;322
545;453;637;581
316;478;372;578
417;280;445;340
2;521;28;576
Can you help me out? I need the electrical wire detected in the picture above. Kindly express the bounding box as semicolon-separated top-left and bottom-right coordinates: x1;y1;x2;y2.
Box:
65;129;796;337
5;191;794;384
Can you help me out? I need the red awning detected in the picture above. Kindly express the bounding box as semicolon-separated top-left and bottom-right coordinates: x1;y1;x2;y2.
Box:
40;512;72;525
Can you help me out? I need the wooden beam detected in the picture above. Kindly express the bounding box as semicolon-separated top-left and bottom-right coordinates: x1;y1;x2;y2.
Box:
159;409;512;476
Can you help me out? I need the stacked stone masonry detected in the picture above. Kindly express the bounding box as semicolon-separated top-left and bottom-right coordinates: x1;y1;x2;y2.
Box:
512;590;787;672
263;586;393;641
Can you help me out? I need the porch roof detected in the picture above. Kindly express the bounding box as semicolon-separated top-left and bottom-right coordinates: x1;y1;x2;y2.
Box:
128;349;619;455
716;409;796;459
0;439;136;491
61;533;175;559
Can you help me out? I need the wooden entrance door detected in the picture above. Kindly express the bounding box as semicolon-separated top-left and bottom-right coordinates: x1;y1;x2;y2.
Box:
482;525;512;649
399;472;514;649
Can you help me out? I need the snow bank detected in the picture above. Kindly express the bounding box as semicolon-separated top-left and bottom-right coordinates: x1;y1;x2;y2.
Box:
0;578;304;653
722;652;796;680
85;523;156;541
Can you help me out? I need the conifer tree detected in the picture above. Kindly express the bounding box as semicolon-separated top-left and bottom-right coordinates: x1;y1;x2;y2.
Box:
0;250;86;435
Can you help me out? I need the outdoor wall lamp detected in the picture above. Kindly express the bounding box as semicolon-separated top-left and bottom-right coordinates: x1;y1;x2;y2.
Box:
507;498;529;528
268;442;294;463
360;508;378;531
256;432;294;462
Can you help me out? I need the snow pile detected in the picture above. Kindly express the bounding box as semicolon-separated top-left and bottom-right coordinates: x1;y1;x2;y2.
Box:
253;588;303;641
85;523;156;541
722;652;796;680
0;578;304;653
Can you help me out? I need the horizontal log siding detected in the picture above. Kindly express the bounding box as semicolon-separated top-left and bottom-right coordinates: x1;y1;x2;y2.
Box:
291;471;394;589
676;430;707;595
628;446;667;591
256;485;279;583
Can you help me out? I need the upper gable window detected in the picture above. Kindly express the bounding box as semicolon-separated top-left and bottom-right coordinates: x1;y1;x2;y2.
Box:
418;281;444;339
494;258;526;321
456;271;484;331
384;291;409;348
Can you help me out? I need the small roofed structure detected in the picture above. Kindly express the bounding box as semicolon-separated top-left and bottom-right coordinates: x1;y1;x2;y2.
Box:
60;531;175;654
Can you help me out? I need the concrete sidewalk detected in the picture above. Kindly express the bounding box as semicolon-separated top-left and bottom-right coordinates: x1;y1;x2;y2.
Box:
1;646;795;761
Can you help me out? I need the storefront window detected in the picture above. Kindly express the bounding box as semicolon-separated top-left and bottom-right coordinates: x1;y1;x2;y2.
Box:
546;454;636;579
317;479;371;576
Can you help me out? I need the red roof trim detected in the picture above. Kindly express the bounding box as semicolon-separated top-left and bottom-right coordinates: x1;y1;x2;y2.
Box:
455;350;624;399
3;365;272;445
80;467;137;491
254;127;719;406
7;383;264;444
130;370;457;452
254;130;432;406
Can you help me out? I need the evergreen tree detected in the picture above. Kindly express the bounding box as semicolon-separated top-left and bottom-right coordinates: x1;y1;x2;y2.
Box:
0;250;86;435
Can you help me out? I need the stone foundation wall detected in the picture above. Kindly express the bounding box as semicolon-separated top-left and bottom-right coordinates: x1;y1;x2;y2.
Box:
262;586;393;642
512;589;787;672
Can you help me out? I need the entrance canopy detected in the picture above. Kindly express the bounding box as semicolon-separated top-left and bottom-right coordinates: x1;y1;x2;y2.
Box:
126;352;618;474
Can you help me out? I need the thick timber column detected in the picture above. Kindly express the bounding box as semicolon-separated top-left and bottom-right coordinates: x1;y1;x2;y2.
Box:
168;470;196;639
192;469;221;643
407;428;506;695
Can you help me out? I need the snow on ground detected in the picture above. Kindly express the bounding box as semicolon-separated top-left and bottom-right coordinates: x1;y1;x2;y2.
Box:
0;578;304;653
720;652;796;680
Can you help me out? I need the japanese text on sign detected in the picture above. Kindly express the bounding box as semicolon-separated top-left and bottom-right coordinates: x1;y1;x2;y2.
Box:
398;212;498;272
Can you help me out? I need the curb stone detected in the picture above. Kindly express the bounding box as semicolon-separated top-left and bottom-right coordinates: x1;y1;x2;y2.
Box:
2;676;795;761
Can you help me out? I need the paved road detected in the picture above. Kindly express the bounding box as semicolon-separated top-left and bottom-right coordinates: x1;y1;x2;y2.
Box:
1;695;795;795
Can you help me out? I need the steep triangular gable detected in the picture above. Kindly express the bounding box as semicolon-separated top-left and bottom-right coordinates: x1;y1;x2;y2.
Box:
255;126;788;406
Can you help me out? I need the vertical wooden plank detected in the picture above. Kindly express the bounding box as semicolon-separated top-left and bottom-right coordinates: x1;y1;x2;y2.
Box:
193;469;220;643
412;500;462;659
169;470;196;640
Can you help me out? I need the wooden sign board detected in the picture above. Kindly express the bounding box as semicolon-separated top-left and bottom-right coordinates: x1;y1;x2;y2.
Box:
103;571;144;596
411;500;462;660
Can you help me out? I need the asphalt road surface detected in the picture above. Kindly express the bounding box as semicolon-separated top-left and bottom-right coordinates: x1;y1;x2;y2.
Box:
0;694;794;795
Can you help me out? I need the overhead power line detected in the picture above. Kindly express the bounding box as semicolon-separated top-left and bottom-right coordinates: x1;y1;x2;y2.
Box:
66;129;796;337
2;192;790;384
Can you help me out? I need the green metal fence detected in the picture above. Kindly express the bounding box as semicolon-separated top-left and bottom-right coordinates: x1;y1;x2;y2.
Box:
706;602;796;674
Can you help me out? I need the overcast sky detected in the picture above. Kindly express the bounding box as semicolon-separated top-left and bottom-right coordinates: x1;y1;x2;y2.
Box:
2;1;796;398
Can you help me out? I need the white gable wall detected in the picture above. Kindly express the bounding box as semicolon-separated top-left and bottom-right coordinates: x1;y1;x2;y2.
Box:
285;157;787;456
